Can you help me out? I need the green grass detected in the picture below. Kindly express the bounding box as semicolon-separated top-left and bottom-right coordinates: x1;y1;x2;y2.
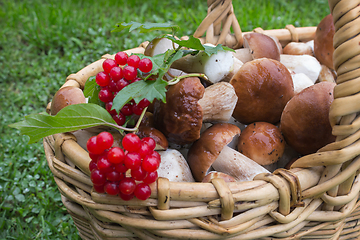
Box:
0;0;330;239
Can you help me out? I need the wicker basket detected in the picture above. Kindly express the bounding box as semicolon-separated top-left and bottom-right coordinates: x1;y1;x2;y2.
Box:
43;0;360;239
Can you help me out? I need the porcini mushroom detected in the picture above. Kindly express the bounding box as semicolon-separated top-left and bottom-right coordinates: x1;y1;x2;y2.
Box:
280;81;336;155
187;123;269;182
237;122;285;166
283;42;313;56
291;72;314;94
157;149;195;182
136;126;169;151
154;78;238;145
243;32;281;61
170;44;242;84
280;54;322;83
314;14;335;70
50;86;86;115
230;58;294;124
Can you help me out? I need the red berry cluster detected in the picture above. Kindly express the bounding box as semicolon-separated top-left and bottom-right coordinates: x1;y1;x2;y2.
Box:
95;52;154;126
86;131;160;201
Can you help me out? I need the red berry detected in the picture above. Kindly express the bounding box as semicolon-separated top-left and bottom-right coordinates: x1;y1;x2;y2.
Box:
131;166;148;181
119;192;134;201
89;160;98;172
142;154;161;172
93;184;106;193
107;147;125;164
141;137;156;151
96;132;114;150
104;182;120;195
116;78;129;91
124;152;142;170
97;156;113;174
119;177;136;195
89;152;100;162
96;71;111;87
108;80;118;92
114;163;128;173
138;58;153;73
115;51;128;66
137;98;151;109
127;55;140;68
99;88;113;103
109;66;123;82
86;136;103;155
91;169;106;185
122;133;141;152
103;59;117;73
120;103;133;116
131;104;144;116
105;102;117;115
134;183;151;200
113;112;126;126
143;171;158;184
106;170;124;182
123;65;137;81
131;77;142;83
138;142;152;158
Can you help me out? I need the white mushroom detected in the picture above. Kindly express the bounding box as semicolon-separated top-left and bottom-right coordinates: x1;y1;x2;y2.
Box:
291;72;314;94
280;54;321;83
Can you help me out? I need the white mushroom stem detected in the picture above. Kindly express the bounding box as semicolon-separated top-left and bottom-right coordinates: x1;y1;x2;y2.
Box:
291;72;314;94
171;49;239;84
280;54;321;83
198;82;238;123
157;149;195;182
211;146;270;182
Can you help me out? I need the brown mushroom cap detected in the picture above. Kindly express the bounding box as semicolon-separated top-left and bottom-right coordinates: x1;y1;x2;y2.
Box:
237;122;285;166
50;86;86;115
243;32;281;61
283;42;313;56
153;77;204;145
280;81;336;155
314;14;335;70
187;123;240;182
136;126;169;150
230;58;294;124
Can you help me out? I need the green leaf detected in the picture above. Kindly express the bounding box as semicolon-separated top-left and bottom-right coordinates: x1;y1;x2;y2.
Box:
112;78;168;112
112;22;180;34
165;35;205;51
203;44;235;56
83;76;102;105
9;103;118;144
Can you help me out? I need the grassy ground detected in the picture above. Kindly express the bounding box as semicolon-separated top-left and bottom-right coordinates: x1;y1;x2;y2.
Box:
0;0;330;239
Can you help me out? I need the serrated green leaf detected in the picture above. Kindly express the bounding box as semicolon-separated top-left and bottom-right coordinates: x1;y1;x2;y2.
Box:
112;22;179;34
9;103;118;144
203;44;235;56
165;35;205;51
112;79;168;112
83;76;102;105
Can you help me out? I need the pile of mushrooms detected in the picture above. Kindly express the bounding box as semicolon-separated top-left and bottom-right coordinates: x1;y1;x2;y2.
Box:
51;14;337;183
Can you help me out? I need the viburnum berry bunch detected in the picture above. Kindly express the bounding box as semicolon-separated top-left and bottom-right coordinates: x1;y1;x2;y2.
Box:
87;131;160;201
95;51;154;126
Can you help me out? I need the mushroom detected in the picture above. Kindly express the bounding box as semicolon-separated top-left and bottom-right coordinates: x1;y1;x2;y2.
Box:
242;32;281;61
280;54;322;83
50;86;86;115
170;45;242;84
187;123;269;182
153;78;238;145
280;81;336;155
157;149;195;182
283;42;313;56
144;36;179;57
230;58;294;124
314;14;335;70
291;72;314;94
237;122;285;166
318;64;336;83
136;126;169;151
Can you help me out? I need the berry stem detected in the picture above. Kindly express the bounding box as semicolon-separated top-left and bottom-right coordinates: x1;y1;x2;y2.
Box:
167;73;207;85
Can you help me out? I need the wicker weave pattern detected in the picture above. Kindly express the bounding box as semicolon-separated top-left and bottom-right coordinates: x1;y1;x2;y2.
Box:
43;0;360;239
